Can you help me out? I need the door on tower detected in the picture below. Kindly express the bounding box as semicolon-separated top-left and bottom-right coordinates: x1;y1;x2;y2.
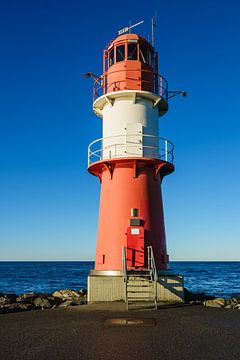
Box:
126;226;145;268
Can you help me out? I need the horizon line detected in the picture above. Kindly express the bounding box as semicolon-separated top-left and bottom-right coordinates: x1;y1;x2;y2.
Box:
0;259;240;262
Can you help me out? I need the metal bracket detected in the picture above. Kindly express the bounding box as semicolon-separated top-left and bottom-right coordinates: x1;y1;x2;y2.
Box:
154;163;163;180
133;160;138;178
166;90;188;100
102;162;115;179
132;92;137;104
104;95;113;107
153;98;161;108
84;72;101;83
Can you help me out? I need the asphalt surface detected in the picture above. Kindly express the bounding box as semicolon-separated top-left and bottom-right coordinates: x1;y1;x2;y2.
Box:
0;303;240;360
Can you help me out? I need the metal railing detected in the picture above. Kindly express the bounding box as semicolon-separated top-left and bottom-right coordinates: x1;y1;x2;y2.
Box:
93;73;168;101
122;246;128;307
147;246;158;310
93;77;104;101
157;74;168;98
88;134;174;166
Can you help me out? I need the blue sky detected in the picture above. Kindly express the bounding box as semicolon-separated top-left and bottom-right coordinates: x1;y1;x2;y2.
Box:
0;0;240;260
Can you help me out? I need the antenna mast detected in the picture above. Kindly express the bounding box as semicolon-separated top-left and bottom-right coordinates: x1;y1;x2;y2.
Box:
152;16;156;48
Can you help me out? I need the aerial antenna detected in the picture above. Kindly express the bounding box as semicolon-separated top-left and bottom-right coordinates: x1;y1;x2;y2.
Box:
151;13;157;47
118;20;144;36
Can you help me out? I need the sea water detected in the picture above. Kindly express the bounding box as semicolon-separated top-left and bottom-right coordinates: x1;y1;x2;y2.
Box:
0;261;239;298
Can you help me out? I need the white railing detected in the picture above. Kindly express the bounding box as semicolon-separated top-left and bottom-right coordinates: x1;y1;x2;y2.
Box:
88;134;174;166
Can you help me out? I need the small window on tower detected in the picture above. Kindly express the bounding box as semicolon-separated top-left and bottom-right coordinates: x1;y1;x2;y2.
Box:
128;44;138;60
139;43;149;64
116;45;125;62
109;48;114;67
131;208;139;217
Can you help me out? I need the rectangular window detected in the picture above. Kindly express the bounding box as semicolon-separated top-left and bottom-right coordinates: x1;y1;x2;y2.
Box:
128;44;138;60
139;43;148;64
116;45;125;62
131;208;139;217
109;48;114;67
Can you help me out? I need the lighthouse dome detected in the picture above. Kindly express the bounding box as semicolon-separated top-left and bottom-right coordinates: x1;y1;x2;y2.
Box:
103;33;158;94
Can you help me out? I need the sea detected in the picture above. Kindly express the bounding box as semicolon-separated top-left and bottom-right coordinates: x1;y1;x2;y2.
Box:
0;261;239;298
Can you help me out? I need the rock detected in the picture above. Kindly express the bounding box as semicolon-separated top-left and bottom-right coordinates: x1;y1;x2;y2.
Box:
58;298;86;308
33;297;51;309
189;300;201;305
184;288;215;303
0;303;32;314
224;304;233;309
78;289;87;296
52;289;85;300
33;295;63;309
70;298;86;305
231;297;240;304
203;298;226;308
16;293;40;303
58;300;73;308
52;296;64;306
0;289;87;314
234;304;240;310
0;294;17;305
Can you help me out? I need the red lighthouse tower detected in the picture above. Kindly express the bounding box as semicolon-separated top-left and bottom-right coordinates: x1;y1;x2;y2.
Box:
87;30;185;306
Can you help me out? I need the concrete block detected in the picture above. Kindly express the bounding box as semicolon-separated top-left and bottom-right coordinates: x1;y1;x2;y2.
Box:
88;273;185;303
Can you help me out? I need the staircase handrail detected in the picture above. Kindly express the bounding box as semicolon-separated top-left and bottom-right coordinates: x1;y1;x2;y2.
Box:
147;246;158;309
122;246;128;305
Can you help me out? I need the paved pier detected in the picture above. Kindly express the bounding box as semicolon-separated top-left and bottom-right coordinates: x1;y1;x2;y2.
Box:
0;303;240;360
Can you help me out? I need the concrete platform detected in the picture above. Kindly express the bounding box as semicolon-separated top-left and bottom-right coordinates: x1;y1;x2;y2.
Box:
88;273;184;303
0;304;240;360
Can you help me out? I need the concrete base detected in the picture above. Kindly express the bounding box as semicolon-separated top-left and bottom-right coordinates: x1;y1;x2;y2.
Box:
87;273;185;303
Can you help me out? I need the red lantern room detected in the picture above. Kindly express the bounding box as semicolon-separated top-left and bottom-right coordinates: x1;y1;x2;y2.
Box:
102;34;158;94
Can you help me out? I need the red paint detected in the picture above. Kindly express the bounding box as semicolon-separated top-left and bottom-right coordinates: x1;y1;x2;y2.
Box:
127;226;145;268
102;34;158;95
88;158;174;271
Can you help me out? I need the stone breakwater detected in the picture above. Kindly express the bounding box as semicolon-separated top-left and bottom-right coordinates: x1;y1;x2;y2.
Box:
0;289;87;314
185;289;240;309
1;288;240;314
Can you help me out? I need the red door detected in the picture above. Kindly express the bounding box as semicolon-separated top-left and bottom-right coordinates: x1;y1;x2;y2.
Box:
126;226;145;268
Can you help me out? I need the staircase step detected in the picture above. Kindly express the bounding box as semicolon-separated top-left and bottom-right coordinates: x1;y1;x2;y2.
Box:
127;288;152;291
127;281;152;284
127;275;151;280
127;284;152;286
127;278;152;281
128;300;156;303
127;284;153;290
127;297;155;300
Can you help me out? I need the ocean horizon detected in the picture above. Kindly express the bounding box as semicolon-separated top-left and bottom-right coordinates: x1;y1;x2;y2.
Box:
0;261;239;298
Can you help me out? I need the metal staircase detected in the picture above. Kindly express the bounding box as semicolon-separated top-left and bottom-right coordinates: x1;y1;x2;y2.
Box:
122;246;158;310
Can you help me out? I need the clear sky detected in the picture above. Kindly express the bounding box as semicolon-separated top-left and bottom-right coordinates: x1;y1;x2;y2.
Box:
0;0;240;261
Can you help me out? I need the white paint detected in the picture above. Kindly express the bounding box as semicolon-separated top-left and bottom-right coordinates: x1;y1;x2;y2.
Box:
98;91;160;159
131;228;140;235
126;123;143;157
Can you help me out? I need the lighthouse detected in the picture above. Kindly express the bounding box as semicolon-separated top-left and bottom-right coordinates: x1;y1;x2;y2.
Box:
86;29;185;307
